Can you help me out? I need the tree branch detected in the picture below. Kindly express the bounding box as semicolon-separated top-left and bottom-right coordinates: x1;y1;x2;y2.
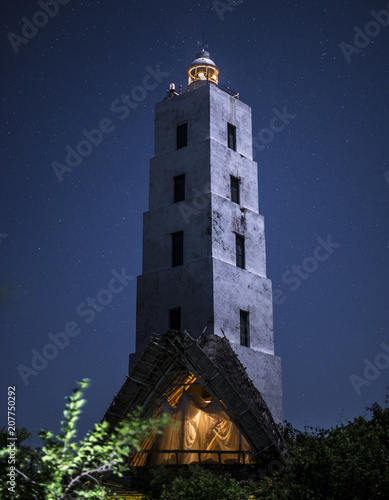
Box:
63;465;113;496
15;468;58;499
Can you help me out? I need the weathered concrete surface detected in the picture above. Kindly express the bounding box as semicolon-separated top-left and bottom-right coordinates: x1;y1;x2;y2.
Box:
210;139;259;213
209;85;253;160
149;143;210;212
154;85;210;157
232;344;284;424
136;259;214;354
212;259;274;354
211;195;266;276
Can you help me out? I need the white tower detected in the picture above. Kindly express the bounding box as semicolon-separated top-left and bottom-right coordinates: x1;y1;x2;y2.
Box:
132;48;283;423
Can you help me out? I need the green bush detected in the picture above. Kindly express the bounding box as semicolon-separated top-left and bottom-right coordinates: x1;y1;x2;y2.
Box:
258;402;389;499
2;383;388;500
150;465;257;500
0;379;170;500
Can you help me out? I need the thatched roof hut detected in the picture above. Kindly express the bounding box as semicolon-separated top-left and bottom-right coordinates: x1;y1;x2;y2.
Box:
103;330;288;469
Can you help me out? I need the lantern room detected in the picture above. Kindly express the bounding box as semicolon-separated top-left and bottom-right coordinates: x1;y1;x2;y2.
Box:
187;49;219;86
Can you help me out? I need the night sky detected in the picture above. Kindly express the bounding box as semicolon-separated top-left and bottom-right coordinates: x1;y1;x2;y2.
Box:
1;0;389;448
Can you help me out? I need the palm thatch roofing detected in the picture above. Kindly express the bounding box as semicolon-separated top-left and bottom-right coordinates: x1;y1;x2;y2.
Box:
103;330;289;466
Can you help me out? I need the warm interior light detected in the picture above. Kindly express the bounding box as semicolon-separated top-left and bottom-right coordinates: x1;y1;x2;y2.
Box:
132;376;252;467
198;72;205;80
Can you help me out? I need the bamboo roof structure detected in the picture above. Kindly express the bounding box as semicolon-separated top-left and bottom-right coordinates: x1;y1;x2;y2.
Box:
103;330;289;467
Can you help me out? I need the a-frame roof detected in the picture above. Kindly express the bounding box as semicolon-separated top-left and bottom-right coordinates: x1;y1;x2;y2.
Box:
103;330;289;465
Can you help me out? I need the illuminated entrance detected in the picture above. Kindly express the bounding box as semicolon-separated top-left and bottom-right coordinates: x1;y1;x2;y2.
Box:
130;376;252;466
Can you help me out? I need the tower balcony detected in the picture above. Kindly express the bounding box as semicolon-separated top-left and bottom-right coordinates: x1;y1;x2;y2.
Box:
186;79;240;99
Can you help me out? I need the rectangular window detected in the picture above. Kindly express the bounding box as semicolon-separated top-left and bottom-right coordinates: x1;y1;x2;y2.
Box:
227;123;236;151
236;233;245;269
169;307;181;331
172;231;183;267
177;123;188;149
240;310;250;347
230;176;240;204
174;174;185;203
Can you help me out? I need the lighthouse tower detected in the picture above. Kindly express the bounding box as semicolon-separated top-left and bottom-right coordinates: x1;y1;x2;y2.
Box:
132;47;283;423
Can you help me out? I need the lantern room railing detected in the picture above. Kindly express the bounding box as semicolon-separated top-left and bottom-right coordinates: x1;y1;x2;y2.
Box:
217;81;240;99
185;79;239;99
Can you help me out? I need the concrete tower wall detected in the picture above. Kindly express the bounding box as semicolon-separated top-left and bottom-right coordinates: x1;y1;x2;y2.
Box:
149;143;211;212
212;259;274;353
136;259;214;354
133;79;283;423
154;85;210;156
210;140;259;213
209;85;253;159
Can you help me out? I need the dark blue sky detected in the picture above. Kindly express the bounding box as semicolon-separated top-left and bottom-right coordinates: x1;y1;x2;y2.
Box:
1;0;389;447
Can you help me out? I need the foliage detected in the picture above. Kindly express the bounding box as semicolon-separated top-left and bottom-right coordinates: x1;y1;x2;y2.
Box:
258;402;389;499
0;426;45;499
0;379;170;500
149;465;258;500
2;388;388;500
146;400;389;499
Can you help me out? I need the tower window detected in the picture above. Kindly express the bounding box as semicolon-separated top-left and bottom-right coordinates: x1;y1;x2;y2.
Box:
174;174;185;203
172;231;184;267
227;123;236;151
240;310;250;347
236;234;245;269
169;307;181;331
230;176;240;204
177;123;188;149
